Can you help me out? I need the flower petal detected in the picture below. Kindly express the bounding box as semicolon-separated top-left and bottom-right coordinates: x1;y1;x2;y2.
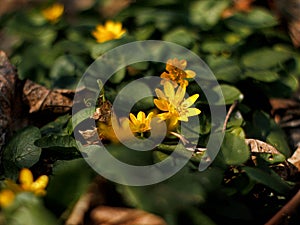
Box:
19;168;33;189
129;113;138;124
31;175;49;191
182;94;199;108
164;81;175;100
137;111;146;122
155;88;166;100
186;108;201;117
174;85;185;106
185;70;196;78
154;99;169;111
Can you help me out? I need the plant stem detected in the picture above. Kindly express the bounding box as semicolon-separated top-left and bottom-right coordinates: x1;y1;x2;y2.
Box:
265;190;300;225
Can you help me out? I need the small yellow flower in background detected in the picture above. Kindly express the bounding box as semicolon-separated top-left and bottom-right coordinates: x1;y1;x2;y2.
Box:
19;168;48;196
0;190;15;208
154;81;201;130
42;3;64;23
92;21;126;43
0;168;49;208
160;58;196;87
129;111;153;134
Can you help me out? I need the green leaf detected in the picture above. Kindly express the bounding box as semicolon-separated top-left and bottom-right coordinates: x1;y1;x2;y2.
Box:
266;130;291;157
207;56;241;83
3;126;42;178
243;166;292;194
258;153;286;164
183;207;217;225
40;114;71;135
34;135;81;160
217;84;243;105
53;40;88;55
226;111;244;128
261;74;298;98
134;25;156;40
5;193;57;225
189;0;230;30
90;37;134;59
225;8;278;30
201;41;232;53
109;67;126;84
71;108;95;130
241;48;292;70
49;54;86;88
163;28;196;47
45;159;95;214
220;132;250;165
244;70;280;82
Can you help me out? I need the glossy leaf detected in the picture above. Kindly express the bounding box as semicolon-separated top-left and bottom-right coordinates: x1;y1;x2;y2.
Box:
217;84;243;105
225;8;278;30
241;48;292;70
3;126;41;177
243;166;292;194
190;0;230;30
220;132;250;165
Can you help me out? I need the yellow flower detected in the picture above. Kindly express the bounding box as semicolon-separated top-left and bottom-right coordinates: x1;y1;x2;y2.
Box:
42;3;64;23
19;168;49;196
0;169;48;208
92;21;126;43
97;114;131;143
0;190;15;208
129;111;153;133
154;81;201;130
160;58;196;87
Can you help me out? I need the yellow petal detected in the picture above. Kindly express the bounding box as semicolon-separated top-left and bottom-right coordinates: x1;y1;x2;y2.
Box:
178;115;189;122
174;85;185;106
19;168;33;190
129;113;138;124
164;81;175;100
146;112;154;120
137;111;146;122
0;190;15;208
182;94;199;108
154;99;169;111
185;70;196;78
31;175;49;192
157;112;171;121
155;88;166;100
105;21;115;30
186;108;201;117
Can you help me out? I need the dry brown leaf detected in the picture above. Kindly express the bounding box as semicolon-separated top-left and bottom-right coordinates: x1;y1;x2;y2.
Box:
245;138;282;155
89;206;167;225
99;0;133;18
23;79;73;114
270;0;300;48
65;176;107;225
222;0;255;19
0;51;22;148
0;50;74;151
288;146;300;171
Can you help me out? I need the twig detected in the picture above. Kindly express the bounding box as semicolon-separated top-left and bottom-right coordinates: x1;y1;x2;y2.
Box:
222;100;238;132
65;176;106;225
265;190;300;225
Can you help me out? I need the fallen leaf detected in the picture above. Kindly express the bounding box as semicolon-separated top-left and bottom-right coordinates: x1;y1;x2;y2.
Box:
23;79;73;114
89;206;167;225
288;146;300;171
222;0;255;18
246;138;282;155
0;50;74;151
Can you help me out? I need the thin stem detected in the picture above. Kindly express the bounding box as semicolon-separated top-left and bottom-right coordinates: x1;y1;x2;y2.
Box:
222;100;238;133
265;190;300;225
